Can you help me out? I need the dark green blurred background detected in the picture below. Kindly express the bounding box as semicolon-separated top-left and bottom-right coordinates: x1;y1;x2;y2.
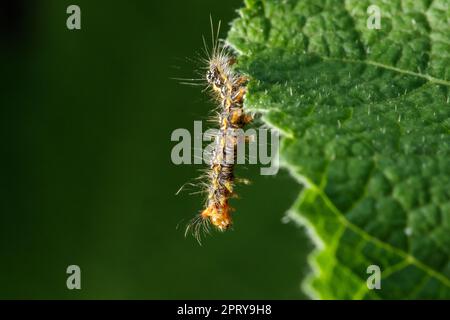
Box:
0;0;310;299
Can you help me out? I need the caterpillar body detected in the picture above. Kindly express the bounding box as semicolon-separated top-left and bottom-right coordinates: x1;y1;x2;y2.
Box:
185;21;253;242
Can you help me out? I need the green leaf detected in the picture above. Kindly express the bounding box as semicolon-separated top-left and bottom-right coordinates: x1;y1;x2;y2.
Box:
227;0;450;299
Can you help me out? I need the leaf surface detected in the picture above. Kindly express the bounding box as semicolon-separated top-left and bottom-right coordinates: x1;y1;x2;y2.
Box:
228;0;450;299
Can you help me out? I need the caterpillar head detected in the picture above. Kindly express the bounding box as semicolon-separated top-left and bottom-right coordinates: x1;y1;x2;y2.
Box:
206;65;224;89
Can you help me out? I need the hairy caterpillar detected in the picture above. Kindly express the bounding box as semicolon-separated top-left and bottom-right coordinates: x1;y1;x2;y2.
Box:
185;20;253;242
